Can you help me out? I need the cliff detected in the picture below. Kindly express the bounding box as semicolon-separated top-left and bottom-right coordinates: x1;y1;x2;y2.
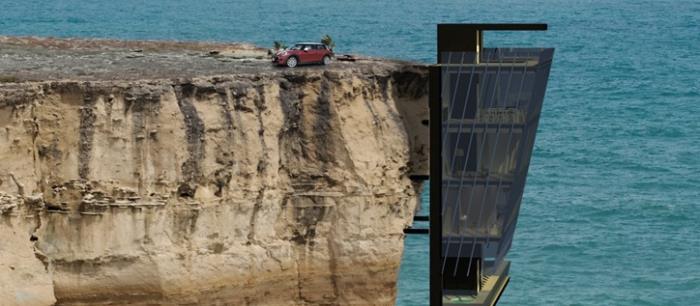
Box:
0;37;429;305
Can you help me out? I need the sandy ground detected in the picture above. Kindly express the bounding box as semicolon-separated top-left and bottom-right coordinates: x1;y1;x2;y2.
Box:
0;36;414;82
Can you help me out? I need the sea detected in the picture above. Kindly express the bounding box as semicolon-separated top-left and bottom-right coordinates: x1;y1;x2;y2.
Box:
2;0;699;305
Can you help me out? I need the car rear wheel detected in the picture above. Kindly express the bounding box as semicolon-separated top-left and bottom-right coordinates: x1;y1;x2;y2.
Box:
322;55;331;65
286;56;298;68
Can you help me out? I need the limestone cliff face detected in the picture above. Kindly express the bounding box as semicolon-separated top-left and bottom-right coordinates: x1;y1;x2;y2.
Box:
0;66;428;305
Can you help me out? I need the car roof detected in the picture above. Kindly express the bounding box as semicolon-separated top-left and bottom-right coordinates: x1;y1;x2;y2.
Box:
296;42;325;45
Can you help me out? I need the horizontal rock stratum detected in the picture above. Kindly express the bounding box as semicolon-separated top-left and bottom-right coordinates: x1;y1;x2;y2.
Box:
0;36;429;305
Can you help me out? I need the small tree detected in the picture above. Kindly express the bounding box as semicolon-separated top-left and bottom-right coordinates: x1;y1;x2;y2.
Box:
321;34;335;50
273;41;287;51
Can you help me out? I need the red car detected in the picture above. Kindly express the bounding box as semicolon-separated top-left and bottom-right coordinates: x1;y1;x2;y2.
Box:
273;42;333;68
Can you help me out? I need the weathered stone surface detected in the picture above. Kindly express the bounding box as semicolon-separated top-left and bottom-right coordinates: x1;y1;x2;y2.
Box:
0;37;428;305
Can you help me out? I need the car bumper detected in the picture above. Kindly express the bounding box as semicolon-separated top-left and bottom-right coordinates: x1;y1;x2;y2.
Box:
272;56;287;65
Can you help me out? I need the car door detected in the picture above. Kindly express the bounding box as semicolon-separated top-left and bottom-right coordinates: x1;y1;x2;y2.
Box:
299;45;314;63
312;45;325;62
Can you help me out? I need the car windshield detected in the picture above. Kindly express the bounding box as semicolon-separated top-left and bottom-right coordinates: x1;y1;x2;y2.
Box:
289;44;303;50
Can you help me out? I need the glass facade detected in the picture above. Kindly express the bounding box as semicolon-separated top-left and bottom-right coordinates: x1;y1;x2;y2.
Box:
437;48;553;304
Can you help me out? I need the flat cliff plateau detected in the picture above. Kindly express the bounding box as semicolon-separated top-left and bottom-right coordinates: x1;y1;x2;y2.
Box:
0;36;428;306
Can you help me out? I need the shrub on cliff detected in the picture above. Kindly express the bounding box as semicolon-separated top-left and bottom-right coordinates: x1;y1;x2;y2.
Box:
321;35;335;50
269;41;288;56
273;41;287;51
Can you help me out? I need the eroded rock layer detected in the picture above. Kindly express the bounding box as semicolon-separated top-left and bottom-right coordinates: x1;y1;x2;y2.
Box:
0;66;428;305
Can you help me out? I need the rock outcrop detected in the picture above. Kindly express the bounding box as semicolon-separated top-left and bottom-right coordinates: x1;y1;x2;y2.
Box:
0;41;429;305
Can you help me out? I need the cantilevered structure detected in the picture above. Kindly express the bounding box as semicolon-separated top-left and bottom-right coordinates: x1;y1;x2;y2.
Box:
429;24;554;306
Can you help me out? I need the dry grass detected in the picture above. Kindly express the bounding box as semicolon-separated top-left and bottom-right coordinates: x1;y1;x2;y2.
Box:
0;75;18;83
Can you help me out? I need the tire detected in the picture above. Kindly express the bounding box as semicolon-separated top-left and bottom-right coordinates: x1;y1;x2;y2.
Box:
322;55;331;65
286;56;298;68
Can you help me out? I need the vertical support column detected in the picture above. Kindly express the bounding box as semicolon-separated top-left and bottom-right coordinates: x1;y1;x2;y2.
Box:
429;65;443;306
437;24;481;62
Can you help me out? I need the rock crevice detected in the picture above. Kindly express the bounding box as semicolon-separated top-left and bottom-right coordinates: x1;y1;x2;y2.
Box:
0;64;428;305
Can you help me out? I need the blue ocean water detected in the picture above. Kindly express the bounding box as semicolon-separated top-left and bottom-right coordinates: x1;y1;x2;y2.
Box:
2;0;699;305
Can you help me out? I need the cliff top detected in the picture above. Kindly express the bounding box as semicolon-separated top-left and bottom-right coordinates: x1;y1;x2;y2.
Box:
0;36;420;82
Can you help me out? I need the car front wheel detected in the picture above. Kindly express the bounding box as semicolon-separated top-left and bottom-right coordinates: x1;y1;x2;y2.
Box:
322;55;331;65
286;56;298;68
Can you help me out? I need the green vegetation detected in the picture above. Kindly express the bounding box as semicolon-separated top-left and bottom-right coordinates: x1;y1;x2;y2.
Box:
321;34;335;49
0;75;18;83
273;41;287;51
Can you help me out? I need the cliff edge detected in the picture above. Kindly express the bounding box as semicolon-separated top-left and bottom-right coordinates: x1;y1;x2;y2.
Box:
0;36;429;305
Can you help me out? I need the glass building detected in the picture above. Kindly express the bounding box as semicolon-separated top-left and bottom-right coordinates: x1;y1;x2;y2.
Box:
429;24;554;306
